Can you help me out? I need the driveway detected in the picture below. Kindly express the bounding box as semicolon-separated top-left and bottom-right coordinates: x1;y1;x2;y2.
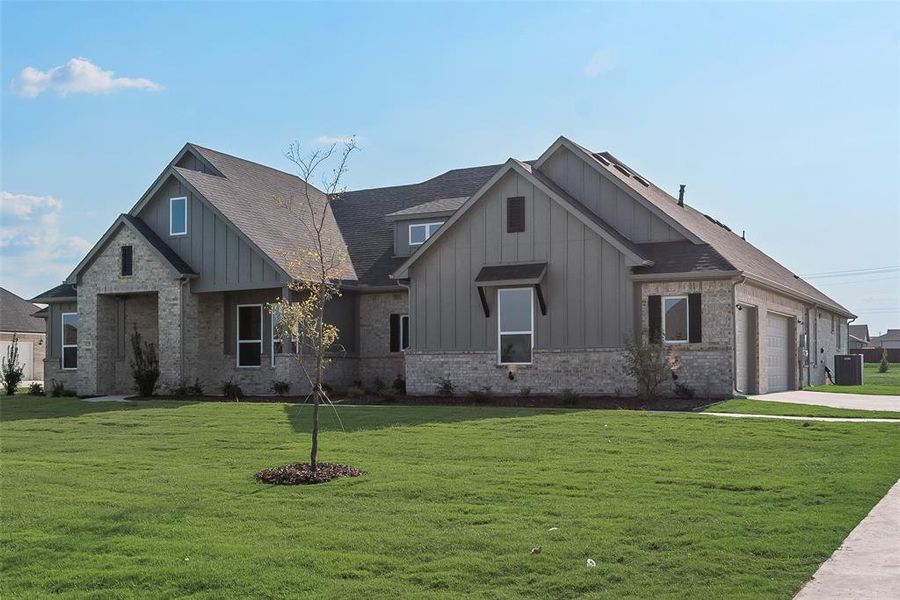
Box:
794;479;900;599
750;390;900;412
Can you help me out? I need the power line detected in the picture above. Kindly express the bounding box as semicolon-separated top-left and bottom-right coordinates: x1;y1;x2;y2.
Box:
800;265;900;279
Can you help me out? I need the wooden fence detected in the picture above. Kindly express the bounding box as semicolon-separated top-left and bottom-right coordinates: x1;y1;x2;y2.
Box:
850;348;900;363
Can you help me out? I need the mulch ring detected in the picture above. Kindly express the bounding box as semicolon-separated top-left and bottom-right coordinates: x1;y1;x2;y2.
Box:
256;463;364;485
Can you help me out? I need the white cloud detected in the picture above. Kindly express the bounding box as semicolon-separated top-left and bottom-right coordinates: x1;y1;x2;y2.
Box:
584;49;617;78
0;191;91;293
12;57;163;98
313;135;359;145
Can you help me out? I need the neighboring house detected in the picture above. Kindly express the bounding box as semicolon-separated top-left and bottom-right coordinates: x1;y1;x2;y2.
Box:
33;137;853;398
0;287;46;382
849;324;873;350
871;329;900;349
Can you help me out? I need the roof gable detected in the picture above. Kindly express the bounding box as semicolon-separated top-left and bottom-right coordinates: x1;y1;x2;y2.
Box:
391;159;650;279
0;287;45;333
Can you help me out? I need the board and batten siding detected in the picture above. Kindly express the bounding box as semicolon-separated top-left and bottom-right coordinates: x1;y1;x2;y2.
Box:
408;170;634;352
137;176;285;292
46;301;77;360
541;146;684;243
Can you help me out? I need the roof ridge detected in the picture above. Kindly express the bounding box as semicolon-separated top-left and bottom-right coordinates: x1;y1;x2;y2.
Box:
186;143;301;181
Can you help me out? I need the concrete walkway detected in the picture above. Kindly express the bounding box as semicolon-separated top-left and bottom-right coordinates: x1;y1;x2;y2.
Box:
81;395;131;403
795;479;900;599
695;412;900;423
750;390;900;412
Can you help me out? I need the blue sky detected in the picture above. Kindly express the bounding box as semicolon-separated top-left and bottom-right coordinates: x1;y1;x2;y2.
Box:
2;1;898;333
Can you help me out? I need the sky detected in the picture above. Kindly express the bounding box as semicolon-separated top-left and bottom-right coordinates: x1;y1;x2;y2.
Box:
2;1;898;333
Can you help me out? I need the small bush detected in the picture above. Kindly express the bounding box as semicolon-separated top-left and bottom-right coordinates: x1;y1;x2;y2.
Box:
29;382;44;395
673;382;695;399
560;388;578;406
129;327;160;397
347;385;365;398
467;385;493;403
623;334;678;400
879;349;889;373
270;380;291;396
223;379;243;401
392;374;407;395
520;386;532;397
50;380;65;397
377;386;399;400
436;377;454;397
171;378;204;397
2;334;24;396
370;378;386;395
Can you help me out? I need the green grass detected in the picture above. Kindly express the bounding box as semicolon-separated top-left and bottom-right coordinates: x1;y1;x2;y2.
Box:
2;396;899;599
703;399;900;419
806;363;900;395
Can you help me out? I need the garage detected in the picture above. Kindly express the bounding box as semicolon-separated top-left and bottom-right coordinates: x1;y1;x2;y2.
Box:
766;313;791;392
0;339;33;380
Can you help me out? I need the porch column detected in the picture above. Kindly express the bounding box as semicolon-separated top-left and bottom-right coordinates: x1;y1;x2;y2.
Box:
157;279;200;391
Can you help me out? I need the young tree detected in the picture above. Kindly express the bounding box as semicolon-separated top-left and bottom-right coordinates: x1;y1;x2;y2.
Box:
2;333;25;396
879;347;890;373
130;326;160;397
623;333;679;400
270;137;357;471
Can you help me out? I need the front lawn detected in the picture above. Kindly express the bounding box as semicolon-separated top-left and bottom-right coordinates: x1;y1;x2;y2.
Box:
2;397;899;599
806;363;900;395
704;399;900;419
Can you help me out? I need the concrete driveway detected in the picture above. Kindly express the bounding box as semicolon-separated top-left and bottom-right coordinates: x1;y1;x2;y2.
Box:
750;390;900;412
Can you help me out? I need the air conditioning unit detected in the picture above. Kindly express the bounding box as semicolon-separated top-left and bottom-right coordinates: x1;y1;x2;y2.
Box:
834;354;863;386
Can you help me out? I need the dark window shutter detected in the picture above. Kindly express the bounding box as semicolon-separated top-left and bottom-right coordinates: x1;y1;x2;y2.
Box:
389;314;400;353
648;295;662;342
401;315;410;350
688;293;702;343
507;196;525;233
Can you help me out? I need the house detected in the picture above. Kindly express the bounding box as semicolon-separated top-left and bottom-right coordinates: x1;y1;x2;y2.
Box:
0;287;46;382
849;324;873;350
871;329;900;349
33;137;853;398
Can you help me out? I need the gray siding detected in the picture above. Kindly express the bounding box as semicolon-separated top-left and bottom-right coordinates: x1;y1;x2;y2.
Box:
137;176;285;292
46;301;77;359
408;170;634;352
393;218;448;257
541;146;684;243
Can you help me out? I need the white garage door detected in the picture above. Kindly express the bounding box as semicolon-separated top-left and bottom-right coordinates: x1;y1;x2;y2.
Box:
766;313;790;392
0;340;33;380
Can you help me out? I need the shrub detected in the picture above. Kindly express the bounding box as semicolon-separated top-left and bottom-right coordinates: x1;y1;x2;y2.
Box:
436;377;454;397
171;378;204;397
879;349;889;373
29;382;44;395
129;327;160;397
223;379;243;401
370;378;386;395
467;385;493;403
347;385;365;398
560;388;578;406
270;380;291;396
377;386;399;400
392;374;407;395
520;386;532;397
50;380;65;397
2;334;24;396
623;334;678;400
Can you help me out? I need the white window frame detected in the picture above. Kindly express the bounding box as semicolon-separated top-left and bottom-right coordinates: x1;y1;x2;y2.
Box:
169;196;188;236
497;287;534;366
400;314;410;351
408;222;444;246
662;295;689;345
236;304;263;368
61;312;78;370
270;305;300;367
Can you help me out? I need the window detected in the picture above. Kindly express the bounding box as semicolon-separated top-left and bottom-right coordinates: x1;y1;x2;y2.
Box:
507;196;525;233
408;222;443;246
271;305;299;367
120;245;133;276
169;196;187;236
662;296;689;344
61;312;78;370
237;304;262;367
498;288;533;364
389;314;410;352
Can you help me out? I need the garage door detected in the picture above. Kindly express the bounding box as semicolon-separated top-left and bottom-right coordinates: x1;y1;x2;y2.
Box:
766;313;790;392
0;340;33;380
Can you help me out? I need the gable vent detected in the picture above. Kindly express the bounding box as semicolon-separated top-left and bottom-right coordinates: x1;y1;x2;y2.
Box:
507;196;525;233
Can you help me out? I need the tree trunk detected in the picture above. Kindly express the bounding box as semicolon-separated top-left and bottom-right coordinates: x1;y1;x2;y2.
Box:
310;282;327;471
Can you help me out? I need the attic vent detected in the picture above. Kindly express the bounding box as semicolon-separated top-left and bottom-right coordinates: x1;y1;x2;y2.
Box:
507;196;525;233
703;214;733;232
613;164;632;177
633;175;650;187
592;153;610;166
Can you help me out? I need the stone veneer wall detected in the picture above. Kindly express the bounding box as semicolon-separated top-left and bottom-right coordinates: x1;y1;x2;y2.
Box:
407;279;736;398
357;291;406;387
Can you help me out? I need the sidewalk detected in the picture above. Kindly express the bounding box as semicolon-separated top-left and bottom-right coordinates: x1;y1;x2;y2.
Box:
750;390;900;412
794;479;900;599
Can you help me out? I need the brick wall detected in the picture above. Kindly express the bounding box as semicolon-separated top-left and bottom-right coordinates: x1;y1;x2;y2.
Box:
357;291;406;387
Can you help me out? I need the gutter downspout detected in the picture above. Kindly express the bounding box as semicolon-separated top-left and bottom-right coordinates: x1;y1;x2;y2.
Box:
732;274;747;396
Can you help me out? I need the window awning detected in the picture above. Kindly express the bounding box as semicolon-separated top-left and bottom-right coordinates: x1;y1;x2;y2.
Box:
475;262;547;287
474;262;548;318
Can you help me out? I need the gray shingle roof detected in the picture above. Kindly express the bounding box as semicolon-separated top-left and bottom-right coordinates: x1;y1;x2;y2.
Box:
849;324;869;341
184;144;355;281
386;196;469;219
31;283;76;303
0;288;45;333
634;241;734;274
